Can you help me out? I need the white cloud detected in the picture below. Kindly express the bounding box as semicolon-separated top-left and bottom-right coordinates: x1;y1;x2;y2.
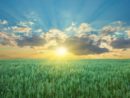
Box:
18;21;34;27
111;21;125;26
45;29;68;43
0;20;8;25
12;26;31;33
65;23;92;37
101;22;126;36
35;29;43;33
65;23;77;35
78;23;92;33
99;42;113;51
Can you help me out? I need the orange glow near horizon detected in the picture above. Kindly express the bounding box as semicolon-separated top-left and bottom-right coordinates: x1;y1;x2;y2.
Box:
0;45;130;59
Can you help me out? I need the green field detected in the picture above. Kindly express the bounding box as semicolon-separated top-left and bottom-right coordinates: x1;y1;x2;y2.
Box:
0;59;130;98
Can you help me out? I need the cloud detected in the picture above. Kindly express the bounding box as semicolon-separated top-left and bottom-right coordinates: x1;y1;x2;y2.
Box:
99;21;130;50
45;29;68;43
101;21;126;36
126;30;130;38
65;36;109;55
111;21;125;26
16;35;46;47
65;23;92;37
78;23;92;33
0;20;8;25
35;29;43;33
0;32;16;46
12;26;31;33
0;20;130;56
111;38;130;49
17;21;34;27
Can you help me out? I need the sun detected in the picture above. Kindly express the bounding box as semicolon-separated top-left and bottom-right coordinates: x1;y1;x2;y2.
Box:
55;47;68;56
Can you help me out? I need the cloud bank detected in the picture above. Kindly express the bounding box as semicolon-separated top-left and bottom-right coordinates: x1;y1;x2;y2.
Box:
0;20;130;55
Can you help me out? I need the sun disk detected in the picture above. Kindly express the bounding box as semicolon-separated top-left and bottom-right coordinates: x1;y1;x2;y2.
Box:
55;47;68;56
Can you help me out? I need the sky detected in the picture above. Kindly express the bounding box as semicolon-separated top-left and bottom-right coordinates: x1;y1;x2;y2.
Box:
0;0;130;59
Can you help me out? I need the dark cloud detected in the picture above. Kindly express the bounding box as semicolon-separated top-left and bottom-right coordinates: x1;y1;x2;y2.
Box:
16;35;46;47
111;38;130;49
65;36;109;55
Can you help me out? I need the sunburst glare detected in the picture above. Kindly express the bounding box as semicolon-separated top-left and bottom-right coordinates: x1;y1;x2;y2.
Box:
55;47;68;56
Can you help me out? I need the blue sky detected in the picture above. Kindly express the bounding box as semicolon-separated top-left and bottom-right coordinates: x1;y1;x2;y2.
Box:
0;0;130;30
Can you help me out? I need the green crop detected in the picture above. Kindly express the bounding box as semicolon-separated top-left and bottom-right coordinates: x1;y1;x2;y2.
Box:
0;59;130;98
